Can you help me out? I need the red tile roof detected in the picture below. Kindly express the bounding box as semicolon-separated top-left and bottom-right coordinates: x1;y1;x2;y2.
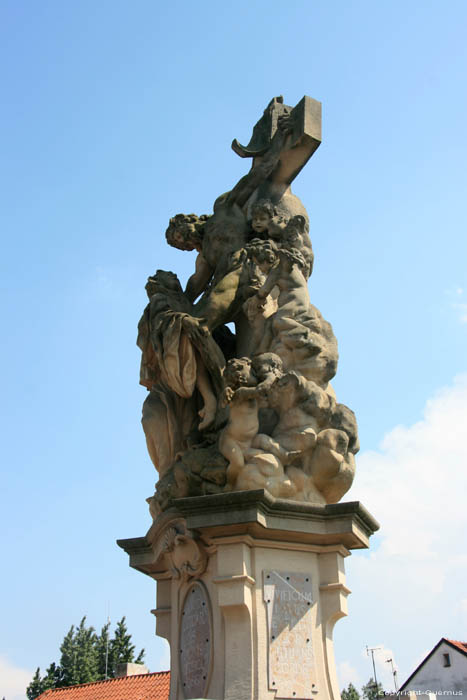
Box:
446;639;467;654
37;672;170;700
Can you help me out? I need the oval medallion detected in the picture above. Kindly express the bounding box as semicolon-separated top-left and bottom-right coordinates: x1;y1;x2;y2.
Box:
179;582;212;699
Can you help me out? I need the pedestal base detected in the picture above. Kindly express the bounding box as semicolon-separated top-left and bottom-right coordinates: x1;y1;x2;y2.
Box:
118;490;378;700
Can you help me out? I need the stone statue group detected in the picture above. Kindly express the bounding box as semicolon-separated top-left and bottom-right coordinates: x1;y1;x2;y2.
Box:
137;97;359;515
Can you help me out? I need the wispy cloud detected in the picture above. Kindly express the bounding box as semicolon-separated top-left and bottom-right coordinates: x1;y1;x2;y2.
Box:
342;374;467;685
0;654;33;700
360;645;399;691
349;374;467;592
454;303;467;324
338;659;362;688
445;286;467;324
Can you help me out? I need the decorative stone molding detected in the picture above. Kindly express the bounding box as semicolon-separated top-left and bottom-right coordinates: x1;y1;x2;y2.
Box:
162;518;208;581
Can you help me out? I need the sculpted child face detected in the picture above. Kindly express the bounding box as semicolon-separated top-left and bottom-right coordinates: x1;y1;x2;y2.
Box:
251;200;276;234
252;210;271;234
224;359;255;389
284;215;306;246
252;353;283;380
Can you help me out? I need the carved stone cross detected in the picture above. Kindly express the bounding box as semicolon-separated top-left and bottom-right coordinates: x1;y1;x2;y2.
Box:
232;95;322;186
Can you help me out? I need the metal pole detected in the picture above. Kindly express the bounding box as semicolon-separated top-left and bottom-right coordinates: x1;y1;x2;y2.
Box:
366;646;382;690
371;649;378;687
386;658;398;692
105;614;110;679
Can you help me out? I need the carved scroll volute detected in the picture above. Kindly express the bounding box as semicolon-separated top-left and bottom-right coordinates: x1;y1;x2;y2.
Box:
161;518;208;581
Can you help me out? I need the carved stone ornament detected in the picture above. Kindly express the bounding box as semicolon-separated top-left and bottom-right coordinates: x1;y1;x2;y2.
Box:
138;95;360;514
153;517;208;581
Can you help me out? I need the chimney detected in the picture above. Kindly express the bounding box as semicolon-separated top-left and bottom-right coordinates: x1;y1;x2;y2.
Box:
115;663;150;677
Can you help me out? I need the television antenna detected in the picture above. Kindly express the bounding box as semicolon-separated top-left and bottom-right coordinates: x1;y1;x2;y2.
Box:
386;657;399;692
366;646;382;688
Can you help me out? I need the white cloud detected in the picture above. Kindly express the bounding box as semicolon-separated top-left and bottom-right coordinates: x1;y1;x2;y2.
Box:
444;286;467;323
454;302;467;323
349;373;467;595
0;655;33;700
341;374;467;685
338;659;362;688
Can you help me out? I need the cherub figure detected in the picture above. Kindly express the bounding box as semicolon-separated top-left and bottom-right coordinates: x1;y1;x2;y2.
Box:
232;352;285;436
250;199;287;240
239;239;279;355
254;370;334;466
218;358;260;485
280;215;314;278
308;403;359;502
255;245;309;325
219;354;299;497
252;352;285;398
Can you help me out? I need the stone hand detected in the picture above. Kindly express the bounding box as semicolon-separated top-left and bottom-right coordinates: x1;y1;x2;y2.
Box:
277;113;293;134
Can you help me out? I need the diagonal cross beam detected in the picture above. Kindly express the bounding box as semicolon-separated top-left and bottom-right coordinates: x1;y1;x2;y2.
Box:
232;94;322;186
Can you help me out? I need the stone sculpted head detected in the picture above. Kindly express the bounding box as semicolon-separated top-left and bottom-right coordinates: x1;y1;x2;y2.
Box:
252;353;284;381
251;199;277;234
145;269;183;298
165;213;208;251
284;215;307;244
223;357;256;390
246;238;277;267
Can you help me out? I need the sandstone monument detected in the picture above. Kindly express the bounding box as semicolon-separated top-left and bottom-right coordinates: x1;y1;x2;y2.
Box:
119;95;379;700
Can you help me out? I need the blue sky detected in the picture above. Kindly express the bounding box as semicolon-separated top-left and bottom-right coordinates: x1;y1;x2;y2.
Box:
1;0;467;697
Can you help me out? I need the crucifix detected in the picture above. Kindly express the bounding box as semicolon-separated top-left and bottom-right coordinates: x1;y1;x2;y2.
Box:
233;94;322;189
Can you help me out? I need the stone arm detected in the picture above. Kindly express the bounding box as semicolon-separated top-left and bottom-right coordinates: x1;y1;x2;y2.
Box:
226;116;292;210
255;374;278;397
300;232;314;277
185;252;214;303
233;386;258;400
255;262;283;301
220;385;257;408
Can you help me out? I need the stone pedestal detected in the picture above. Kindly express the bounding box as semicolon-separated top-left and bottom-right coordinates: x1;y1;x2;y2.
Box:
118;490;379;700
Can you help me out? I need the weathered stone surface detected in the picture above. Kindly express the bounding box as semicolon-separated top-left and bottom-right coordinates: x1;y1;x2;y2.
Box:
179;582;212;698
138;96;359;513
263;570;316;698
118;492;379;700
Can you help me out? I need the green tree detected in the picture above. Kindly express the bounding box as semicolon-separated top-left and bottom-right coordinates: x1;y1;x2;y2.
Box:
362;678;384;700
58;623;79;686
26;669;44;700
25;616;145;699
74;618;98;684
342;682;361;700
95;620;111;680
41;663;61;692
108;617;144;673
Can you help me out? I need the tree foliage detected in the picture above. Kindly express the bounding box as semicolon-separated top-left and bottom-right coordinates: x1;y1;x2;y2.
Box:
26;617;145;700
342;682;361;700
362;678;384;700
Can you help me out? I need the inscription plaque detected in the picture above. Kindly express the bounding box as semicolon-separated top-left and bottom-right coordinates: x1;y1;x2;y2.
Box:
263;570;317;699
179;582;212;699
